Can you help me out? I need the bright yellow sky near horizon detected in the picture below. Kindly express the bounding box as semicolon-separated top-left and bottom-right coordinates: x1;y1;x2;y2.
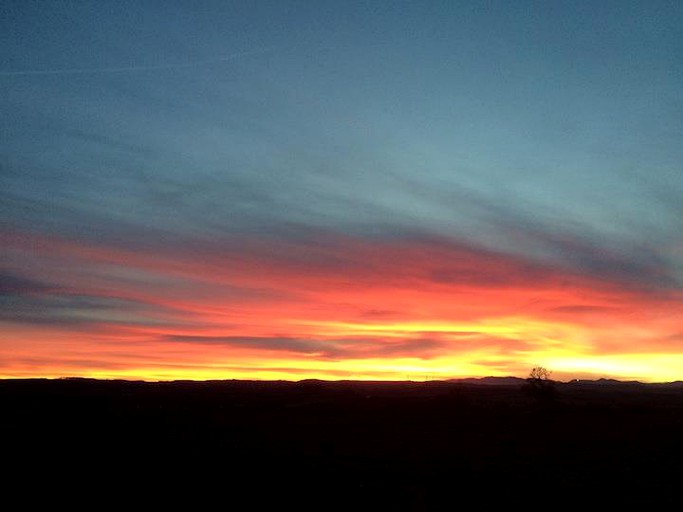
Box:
3;232;682;384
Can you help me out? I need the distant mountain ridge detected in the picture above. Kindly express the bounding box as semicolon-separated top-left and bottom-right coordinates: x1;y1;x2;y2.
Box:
4;375;683;387
448;376;683;387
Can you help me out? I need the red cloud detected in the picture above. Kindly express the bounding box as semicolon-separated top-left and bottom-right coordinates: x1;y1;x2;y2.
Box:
2;229;682;382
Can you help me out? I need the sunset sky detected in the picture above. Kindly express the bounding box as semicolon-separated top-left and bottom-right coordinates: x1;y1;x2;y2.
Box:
2;1;682;382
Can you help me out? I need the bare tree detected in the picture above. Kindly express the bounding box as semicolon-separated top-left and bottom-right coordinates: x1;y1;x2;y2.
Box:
529;366;552;381
522;366;557;404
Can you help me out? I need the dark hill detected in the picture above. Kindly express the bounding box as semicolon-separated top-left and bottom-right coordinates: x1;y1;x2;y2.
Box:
2;377;683;509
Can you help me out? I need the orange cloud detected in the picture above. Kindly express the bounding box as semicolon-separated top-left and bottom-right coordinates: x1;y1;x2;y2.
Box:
2;229;682;382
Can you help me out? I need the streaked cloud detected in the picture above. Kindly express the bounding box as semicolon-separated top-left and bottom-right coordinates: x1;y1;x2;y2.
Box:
2;226;681;381
1;1;681;382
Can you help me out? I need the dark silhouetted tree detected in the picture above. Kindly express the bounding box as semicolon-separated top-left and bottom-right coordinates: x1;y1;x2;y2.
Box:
522;366;557;404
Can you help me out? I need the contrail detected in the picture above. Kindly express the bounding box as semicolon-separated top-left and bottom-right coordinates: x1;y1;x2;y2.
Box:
0;47;274;77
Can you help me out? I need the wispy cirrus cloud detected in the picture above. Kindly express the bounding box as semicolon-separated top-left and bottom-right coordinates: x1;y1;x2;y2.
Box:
2;225;682;381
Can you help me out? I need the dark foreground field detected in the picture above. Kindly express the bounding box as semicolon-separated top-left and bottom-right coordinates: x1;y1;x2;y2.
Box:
3;378;683;509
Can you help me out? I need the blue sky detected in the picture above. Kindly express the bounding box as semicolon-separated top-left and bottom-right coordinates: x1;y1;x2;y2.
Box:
1;1;682;381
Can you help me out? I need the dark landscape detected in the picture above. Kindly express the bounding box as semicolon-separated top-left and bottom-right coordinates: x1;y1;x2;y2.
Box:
3;377;683;509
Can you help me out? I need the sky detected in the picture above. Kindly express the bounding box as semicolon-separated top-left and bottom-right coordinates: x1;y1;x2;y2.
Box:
2;1;682;382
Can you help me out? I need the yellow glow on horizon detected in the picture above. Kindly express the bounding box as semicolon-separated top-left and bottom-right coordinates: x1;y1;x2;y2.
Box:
1;350;680;383
2;309;679;383
0;315;646;382
546;353;683;383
